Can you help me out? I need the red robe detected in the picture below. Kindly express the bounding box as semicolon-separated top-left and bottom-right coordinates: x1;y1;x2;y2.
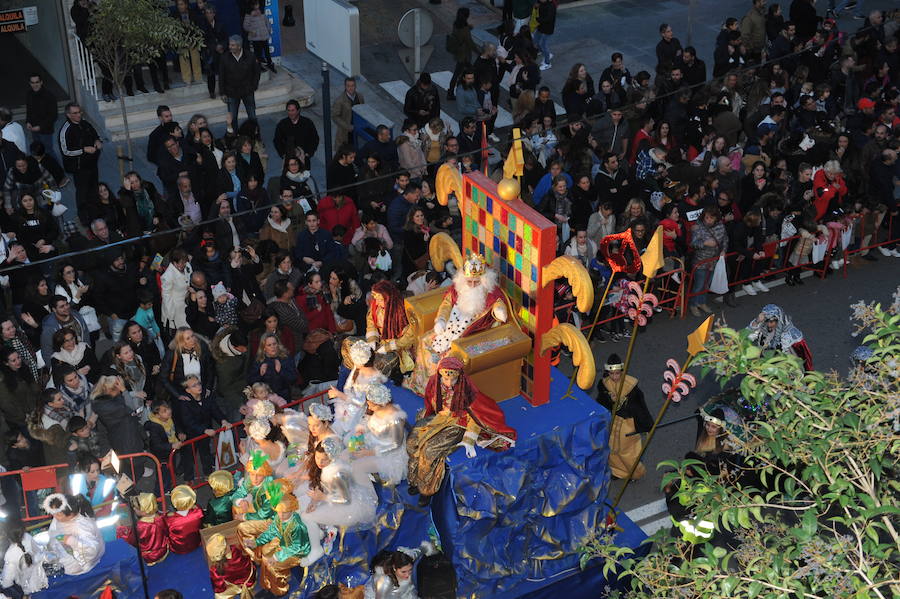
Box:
812;169;847;222
209;545;256;593
424;373;517;447
443;285;508;339
117;515;169;565
164;507;204;554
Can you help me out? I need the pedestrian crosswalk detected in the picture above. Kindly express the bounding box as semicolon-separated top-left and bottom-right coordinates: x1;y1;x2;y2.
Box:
379;79;461;133
378;69;566;136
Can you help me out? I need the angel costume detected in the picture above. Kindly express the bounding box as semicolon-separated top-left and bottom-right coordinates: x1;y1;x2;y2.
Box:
304;438;377;531
364;566;420;599
351;384;408;485
1;532;48;594
332;341;387;439
746;304;814;371
47;514;105;575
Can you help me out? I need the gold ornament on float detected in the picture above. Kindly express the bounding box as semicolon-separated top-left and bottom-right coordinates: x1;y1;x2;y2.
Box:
497;177;520;202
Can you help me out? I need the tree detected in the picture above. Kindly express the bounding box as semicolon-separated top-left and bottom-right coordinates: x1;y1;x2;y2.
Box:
87;0;204;158
580;289;900;599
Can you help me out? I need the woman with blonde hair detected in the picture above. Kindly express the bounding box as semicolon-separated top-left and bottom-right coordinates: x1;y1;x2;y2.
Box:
248;332;297;400
90;375;148;473
512;89;535;125
619;198;654;231
160;327;214;402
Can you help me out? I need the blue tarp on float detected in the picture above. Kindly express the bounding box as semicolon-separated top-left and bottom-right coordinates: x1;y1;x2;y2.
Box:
39;367;646;598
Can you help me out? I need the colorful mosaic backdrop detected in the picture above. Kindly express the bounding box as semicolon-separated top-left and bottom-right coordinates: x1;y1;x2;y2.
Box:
461;171;556;405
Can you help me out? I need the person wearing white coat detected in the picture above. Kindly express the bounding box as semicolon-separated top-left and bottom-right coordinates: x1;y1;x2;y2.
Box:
1;524;48;595
160;249;193;334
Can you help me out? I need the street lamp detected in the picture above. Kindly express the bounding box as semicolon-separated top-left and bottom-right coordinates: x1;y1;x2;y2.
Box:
106;450;151;599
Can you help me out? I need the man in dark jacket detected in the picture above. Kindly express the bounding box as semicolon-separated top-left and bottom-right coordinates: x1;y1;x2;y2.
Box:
91;252;138;341
58;102;101;225
210;327;250;422
146;105;173;167
533;0;556;70
200;3;229;99
219;35;261;124
25;74;58;161
403;72;441;128
40;295;90;363
655;23;683;74
157;136;201;201
273;99;319;162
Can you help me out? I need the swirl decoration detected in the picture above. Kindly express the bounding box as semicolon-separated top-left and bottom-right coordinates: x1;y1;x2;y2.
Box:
625;280;658;326
435;163;463;207
428;232;463;272
542;256;594;313
661;358;697;403
539;324;596;390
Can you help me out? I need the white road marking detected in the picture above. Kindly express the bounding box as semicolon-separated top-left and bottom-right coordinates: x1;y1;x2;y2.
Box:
640;516;672;536
379;79;460;133
624;498;667;523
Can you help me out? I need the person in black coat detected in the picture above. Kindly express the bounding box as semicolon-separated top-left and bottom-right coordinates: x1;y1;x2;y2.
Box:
160;328;216;402
157;136;202;201
219;35;262;124
234;134;265;184
58;102;101;225
403;73;441;129
200;4;229;99
171;374;229;478
121;321;162;379
273;100;320;161
91;253;138;340
25;74;58;160
90;379;145;458
594;153;631;215
247;332;298;401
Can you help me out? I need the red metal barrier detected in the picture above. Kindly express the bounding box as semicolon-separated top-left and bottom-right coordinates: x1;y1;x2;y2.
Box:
555;266;686;335
842;211;898;275
168;390;328;490
0;452;167;524
684;232;827;307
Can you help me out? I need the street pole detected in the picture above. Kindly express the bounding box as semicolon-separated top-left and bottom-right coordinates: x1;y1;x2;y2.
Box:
322;62;333;176
687;0;695;47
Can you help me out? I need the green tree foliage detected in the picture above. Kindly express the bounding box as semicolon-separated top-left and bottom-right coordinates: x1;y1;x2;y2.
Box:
581;290;900;599
86;0;204;156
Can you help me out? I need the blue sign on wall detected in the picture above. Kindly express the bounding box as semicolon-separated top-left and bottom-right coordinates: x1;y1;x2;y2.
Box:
264;0;281;61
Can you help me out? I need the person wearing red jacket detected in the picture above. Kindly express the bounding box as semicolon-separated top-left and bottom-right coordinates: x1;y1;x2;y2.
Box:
164;485;204;554
295;270;337;332
116;492;169;565
317;192;361;245
812;161;847;222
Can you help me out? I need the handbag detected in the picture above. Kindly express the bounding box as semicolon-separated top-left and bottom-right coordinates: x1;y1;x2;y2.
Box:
709;254;730;295
239;298;265;326
79;305;102;333
302;328;333;355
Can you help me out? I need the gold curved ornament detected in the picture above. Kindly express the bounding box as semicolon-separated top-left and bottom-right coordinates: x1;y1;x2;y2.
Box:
540;324;596;390
435;162;463;207
542;256;594;313
428;232;463;271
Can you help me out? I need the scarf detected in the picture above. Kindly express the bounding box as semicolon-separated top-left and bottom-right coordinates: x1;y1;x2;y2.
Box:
149;413;178;444
5;336;40;381
285;170;310;183
267;216;291;233
43;403;73;425
52;342;87;366
134;188;155;230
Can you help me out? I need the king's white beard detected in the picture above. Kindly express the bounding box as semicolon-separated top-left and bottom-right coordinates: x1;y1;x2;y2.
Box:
453;270;497;318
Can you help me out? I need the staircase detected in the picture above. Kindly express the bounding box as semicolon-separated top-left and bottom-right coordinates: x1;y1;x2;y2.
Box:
96;69;315;142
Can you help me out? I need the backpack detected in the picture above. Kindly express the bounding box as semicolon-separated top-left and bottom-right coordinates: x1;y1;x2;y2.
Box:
416;551;457;599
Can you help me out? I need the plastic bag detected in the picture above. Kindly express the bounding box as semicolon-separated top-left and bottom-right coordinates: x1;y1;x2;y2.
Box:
811;238;828;263
709;255;729;295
